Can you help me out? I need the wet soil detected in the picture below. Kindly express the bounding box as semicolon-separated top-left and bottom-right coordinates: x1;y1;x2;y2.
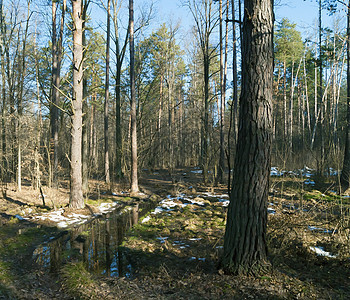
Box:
0;169;349;299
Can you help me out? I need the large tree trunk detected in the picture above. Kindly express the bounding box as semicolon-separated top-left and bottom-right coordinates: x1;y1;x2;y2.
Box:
70;0;84;209
341;1;350;188
129;0;139;193
222;0;274;275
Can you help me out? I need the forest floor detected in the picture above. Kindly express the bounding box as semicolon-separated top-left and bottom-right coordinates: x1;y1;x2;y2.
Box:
0;167;349;299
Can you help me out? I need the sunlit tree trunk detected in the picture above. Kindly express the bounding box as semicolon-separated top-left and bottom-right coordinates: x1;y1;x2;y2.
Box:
129;0;139;193
70;0;84;209
222;0;274;275
341;1;350;188
218;0;225;184
104;0;111;185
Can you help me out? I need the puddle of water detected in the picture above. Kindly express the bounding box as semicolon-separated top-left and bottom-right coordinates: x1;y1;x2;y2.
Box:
33;201;154;278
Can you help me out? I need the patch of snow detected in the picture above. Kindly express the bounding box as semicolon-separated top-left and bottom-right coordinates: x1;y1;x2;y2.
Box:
57;221;69;228
99;202;118;213
189;257;205;261
216;246;223;249
267;208;276;215
304;179;315;185
270;167;282;176
185;198;205;206
142;216;151;223
219;199;230;207
156;237;168;243
112;192;118;196
308;226;335;234
152;207;168;214
68;213;90;219
191;170;203;174
328;168;338;176
201;192;229;198
183;173;187;176
309;246;337;258
189;238;202;241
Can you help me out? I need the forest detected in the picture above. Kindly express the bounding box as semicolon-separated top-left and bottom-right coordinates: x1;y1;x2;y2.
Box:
0;0;349;299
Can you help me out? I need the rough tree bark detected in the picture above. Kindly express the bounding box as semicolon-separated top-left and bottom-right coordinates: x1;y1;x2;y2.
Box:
69;0;84;209
222;0;274;275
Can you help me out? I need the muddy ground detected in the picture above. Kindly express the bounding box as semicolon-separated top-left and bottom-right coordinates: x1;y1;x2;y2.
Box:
0;168;349;299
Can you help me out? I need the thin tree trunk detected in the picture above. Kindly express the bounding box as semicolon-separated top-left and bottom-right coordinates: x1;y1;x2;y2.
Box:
104;0;111;185
129;0;139;193
34;26;42;190
113;0;129;180
70;0;84;209
0;0;7;183
341;1;350;188
82;1;89;194
51;0;66;188
218;0;225;184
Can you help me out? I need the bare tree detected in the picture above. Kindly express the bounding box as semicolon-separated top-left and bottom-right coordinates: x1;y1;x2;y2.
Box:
104;0;111;185
187;0;219;183
51;0;66;187
129;0;139;193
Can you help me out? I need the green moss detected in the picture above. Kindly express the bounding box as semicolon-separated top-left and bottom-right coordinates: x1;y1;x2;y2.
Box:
61;262;95;299
0;261;14;298
8;217;19;225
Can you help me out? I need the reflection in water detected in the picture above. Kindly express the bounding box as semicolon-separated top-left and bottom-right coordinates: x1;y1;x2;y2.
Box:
33;202;145;278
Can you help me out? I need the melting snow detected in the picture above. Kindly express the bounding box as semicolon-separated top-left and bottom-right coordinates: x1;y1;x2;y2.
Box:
267;208;276;215
156;237;168;243
142;216;151;223
191;170;203;174
304;179;315;185
201;192;229;198
98;202;118;213
308;226;335;234
189;257;206;261
309;246;337;258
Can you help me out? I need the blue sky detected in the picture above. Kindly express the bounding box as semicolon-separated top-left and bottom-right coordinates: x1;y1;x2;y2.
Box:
154;0;346;39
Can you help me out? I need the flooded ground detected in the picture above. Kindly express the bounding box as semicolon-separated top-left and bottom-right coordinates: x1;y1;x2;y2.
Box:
33;201;155;277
